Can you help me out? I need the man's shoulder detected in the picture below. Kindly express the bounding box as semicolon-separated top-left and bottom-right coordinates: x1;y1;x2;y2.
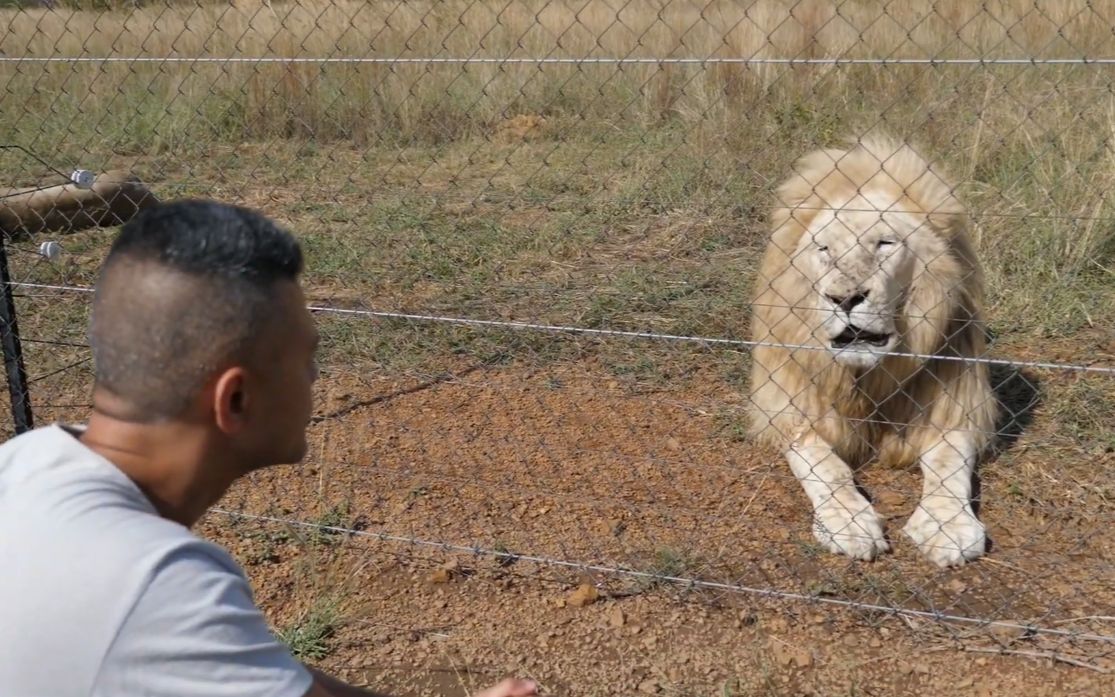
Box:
0;426;283;695
0;422;136;493
1;423;175;545
0;422;238;579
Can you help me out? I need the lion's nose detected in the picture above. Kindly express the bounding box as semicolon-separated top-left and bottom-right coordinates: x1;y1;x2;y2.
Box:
827;291;869;313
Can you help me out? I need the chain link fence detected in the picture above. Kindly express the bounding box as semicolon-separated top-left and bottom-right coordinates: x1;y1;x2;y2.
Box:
3;0;1115;691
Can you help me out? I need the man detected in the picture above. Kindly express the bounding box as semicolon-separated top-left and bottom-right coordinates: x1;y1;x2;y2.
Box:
0;199;538;697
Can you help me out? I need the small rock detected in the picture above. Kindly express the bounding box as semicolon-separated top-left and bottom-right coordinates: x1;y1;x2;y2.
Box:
428;560;459;584
773;644;795;666
568;582;599;607
608;606;626;628
991;625;1022;641
948;578;968;593
869;637;883;649
638;679;661;694
793;649;813;668
665;437;681;452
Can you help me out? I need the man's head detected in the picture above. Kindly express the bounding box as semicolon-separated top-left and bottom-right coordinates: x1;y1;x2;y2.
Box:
88;198;319;470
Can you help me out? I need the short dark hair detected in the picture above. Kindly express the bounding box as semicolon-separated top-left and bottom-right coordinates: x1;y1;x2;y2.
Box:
89;199;304;420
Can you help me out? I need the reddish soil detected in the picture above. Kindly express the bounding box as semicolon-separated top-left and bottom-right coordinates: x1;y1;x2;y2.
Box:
192;359;1115;696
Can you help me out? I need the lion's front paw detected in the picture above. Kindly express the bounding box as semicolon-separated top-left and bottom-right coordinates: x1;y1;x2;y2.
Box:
812;497;889;561
903;501;986;567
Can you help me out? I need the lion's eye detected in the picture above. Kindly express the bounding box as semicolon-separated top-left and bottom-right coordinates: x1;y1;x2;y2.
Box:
817;245;829;253
877;239;895;249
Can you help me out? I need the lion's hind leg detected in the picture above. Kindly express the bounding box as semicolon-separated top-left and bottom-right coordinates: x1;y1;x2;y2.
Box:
786;428;889;561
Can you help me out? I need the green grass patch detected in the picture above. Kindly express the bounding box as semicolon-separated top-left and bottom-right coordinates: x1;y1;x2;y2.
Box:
277;596;341;661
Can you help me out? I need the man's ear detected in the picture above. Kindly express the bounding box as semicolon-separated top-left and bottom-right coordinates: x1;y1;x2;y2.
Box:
212;366;250;434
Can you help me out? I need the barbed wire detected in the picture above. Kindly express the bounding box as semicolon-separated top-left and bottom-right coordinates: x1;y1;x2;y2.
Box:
8;281;1114;375
210;509;1115;646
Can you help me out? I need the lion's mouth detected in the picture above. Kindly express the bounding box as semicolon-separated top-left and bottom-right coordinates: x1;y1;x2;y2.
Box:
831;326;892;349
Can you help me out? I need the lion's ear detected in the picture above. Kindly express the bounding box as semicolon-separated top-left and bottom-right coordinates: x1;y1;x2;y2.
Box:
770;145;856;235
769;198;817;257
770;191;812;231
924;207;972;246
925;210;959;237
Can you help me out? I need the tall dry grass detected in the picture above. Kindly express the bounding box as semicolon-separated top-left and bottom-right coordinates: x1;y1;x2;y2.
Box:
4;0;1115;147
8;0;1115;60
1;0;1113;337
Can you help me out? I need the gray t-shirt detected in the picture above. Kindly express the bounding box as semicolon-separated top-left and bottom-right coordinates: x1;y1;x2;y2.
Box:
0;423;314;697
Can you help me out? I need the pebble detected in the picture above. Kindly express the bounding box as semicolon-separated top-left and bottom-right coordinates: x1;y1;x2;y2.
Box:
608;606;626;627
568;583;599;607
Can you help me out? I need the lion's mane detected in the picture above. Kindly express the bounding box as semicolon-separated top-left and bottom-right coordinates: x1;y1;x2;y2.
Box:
747;134;998;468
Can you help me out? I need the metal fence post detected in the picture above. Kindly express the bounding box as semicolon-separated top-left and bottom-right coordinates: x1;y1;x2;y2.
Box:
0;234;34;435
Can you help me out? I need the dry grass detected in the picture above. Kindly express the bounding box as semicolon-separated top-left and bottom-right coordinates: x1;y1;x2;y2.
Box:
1;0;1113;493
10;0;1115;59
4;0;1115;148
3;1;1109;440
3;2;1114;402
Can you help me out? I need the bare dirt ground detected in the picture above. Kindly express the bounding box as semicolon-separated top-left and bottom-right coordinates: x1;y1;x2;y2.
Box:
188;357;1115;696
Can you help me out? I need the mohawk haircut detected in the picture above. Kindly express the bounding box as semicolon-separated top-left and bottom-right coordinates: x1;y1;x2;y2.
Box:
88;199;303;421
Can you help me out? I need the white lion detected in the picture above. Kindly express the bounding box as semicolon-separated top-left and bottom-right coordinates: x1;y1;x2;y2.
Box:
747;133;998;567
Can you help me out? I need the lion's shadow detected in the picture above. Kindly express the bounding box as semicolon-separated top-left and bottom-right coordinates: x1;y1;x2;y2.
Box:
970;362;1043;523
986;362;1043;458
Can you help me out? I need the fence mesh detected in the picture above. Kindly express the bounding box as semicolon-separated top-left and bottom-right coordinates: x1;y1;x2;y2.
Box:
3;0;1115;692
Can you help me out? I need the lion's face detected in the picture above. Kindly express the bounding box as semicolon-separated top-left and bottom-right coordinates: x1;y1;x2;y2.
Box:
792;187;926;370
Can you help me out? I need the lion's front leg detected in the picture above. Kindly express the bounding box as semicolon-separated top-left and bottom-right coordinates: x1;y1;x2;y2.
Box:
903;432;986;567
786;430;889;561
